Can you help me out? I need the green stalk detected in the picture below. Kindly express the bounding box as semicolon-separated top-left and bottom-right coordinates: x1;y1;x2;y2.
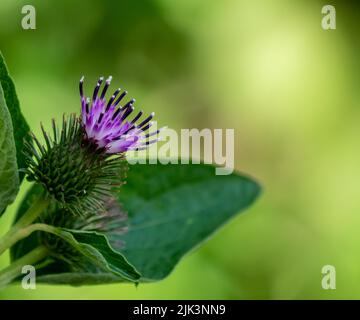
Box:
0;246;48;289
0;195;50;256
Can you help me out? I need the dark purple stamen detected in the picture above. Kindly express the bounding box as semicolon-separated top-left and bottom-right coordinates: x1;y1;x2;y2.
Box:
93;77;104;101
80;76;161;153
143;139;158;146
138;112;154;128
85;99;90;114
106;88;121;111
123;124;136;135
100;76;112;100
144;129;160;139
79;76;84;98
130;110;143;124
139;122;153;132
98;113;104;124
122;99;135;111
113;91;127;107
111;107;122;120
120;105;134;121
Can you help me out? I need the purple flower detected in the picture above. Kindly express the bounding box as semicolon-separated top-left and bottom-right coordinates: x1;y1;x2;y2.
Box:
80;76;162;154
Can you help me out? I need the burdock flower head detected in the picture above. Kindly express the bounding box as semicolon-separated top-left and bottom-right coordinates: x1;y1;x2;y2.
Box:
24;76;161;215
80;76;160;153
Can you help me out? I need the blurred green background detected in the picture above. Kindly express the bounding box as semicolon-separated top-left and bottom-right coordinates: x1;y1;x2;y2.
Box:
1;0;360;299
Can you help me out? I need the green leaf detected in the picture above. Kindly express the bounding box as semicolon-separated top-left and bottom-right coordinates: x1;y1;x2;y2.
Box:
12;163;260;285
38;226;141;283
115;163;261;281
11;229;140;286
0;81;19;214
0;52;31;183
35;272;122;286
10;187;140;284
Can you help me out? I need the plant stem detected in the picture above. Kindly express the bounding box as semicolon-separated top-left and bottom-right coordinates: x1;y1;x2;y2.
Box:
0;246;48;289
0;195;50;256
